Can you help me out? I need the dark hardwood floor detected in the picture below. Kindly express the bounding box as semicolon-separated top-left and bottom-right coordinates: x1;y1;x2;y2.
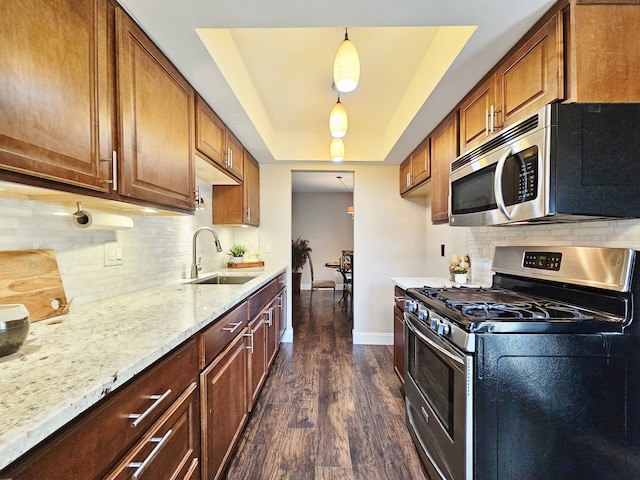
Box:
225;290;428;480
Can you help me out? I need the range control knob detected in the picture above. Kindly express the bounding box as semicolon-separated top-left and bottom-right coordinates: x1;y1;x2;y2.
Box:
429;318;439;331
437;322;451;336
418;308;429;321
405;299;418;313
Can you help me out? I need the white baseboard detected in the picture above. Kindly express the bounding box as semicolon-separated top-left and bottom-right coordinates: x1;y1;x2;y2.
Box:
352;331;393;345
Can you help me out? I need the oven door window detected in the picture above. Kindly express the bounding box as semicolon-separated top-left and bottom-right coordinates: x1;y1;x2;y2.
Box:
408;331;455;434
451;145;539;215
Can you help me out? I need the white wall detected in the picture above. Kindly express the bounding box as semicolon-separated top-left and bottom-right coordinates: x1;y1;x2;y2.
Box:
292;191;353;288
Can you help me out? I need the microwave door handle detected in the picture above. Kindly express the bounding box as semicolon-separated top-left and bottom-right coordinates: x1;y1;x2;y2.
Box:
493;148;512;220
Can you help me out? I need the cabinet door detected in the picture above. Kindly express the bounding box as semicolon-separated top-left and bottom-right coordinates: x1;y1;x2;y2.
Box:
247;314;267;407
459;75;496;154
195;95;226;167
278;290;287;341
116;9;195;212
104;383;201;480
243;152;260;226
399;157;412;194
410;137;431;186
0;0;113;192
394;305;405;384
430;113;458;224
225;130;244;181
201;329;249;480
265;302;279;368
497;12;563;128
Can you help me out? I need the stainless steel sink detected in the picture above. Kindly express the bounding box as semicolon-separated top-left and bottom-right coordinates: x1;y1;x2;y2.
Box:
190;274;258;285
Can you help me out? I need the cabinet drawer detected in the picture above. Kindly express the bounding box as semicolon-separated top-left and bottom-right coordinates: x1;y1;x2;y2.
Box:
104;382;200;480
249;279;278;321
200;301;248;368
394;285;407;309
2;339;198;480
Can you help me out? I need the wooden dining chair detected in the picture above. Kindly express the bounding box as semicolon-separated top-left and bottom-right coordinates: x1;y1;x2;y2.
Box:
308;253;336;308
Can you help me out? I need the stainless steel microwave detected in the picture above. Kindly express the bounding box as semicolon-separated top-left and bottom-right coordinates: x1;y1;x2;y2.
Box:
449;103;640;226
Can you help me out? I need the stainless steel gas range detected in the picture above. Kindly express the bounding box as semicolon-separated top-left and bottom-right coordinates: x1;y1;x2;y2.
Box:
404;246;640;480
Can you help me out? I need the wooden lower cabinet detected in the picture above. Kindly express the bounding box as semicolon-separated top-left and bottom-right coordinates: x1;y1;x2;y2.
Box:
247;313;268;407
200;329;249;480
104;382;201;480
393;286;406;383
0;339;199;480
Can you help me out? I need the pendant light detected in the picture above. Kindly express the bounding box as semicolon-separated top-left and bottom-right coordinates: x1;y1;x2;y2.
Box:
329;95;348;138
330;137;345;162
333;28;360;93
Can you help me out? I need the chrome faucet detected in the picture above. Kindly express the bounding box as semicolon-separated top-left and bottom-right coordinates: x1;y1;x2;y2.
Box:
191;226;223;279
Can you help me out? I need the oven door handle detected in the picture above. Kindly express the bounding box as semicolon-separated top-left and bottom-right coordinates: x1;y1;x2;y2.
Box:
405;314;465;366
493;147;513;220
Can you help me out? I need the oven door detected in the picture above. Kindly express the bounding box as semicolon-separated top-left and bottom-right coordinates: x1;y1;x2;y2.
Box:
404;311;473;480
449;112;549;226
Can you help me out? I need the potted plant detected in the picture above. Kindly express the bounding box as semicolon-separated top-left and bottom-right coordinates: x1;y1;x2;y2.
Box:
291;237;311;293
229;244;247;263
450;255;470;284
453;267;468;285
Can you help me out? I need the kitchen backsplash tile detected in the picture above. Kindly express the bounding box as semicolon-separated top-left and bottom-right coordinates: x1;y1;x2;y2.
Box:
0;180;259;307
468;218;640;284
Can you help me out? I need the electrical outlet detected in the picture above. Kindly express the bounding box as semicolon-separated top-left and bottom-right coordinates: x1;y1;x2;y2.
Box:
104;242;123;266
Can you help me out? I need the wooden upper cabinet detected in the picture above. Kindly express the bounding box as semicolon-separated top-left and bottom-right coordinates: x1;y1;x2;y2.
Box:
116;9;195;213
459;76;496;155
243;152;260;226
411;137;431;186
459;12;563;154
497;11;563;128
399;137;430;197
399;158;412;195
195;95;226;167
0;0;114;192
566;2;640;102
430;112;458;224
212;150;260;226
225;130;244;181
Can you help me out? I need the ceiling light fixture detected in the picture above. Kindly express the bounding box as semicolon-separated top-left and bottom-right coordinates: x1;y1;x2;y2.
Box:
330;138;345;162
329;95;348;138
333;28;360;93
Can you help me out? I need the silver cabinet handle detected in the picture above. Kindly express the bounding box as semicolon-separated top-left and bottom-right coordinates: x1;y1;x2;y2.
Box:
265;307;273;327
129;428;173;478
489;104;495;133
243;331;254;354
128;389;172;428
112;150;118;190
223;321;243;334
246;207;250;222
394;296;405;302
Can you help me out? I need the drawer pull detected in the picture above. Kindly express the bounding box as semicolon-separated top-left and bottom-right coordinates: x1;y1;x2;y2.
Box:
394;296;405;302
223;321;243;334
243;331;254;354
129;389;172;428
129;428;173;479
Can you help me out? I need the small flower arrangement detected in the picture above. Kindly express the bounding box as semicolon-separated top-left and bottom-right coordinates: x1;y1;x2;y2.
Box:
450;255;470;282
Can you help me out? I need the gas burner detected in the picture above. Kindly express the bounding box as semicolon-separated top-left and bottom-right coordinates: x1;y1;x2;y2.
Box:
447;300;595;321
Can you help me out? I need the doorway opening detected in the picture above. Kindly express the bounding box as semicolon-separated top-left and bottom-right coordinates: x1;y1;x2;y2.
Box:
291;170;354;302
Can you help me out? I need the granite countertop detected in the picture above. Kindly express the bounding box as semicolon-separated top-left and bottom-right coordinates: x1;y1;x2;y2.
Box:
0;265;286;471
391;276;488;290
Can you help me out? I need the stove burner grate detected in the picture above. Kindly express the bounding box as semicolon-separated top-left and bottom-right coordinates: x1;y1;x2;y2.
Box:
449;300;595;320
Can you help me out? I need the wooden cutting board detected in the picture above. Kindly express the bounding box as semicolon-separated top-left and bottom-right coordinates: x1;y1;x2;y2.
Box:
0;249;69;322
